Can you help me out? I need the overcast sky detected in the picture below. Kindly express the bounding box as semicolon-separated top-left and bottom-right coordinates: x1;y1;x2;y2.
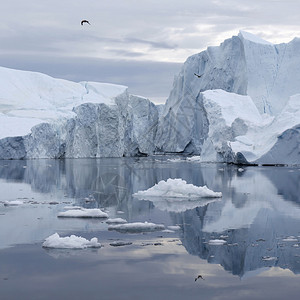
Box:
1;0;300;103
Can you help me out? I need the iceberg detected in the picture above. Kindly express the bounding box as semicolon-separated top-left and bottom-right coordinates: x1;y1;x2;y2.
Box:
133;178;222;199
108;221;165;233
0;30;299;165
57;208;108;218
155;31;300;165
0;66;159;159
42;233;101;249
106;218;128;224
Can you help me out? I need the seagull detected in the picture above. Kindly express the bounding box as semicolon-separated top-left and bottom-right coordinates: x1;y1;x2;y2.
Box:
195;275;205;281
194;73;203;78
81;20;91;26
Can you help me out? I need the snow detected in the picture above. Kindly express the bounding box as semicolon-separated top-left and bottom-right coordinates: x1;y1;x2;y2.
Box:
57;208;108;218
133;178;222;199
108;222;165;233
42;233;101;249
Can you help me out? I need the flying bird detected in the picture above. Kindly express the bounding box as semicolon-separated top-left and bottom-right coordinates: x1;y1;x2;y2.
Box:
195;275;205;281
194;73;203;78
81;20;91;26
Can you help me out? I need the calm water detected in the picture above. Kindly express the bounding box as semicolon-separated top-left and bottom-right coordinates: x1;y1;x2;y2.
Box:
0;157;300;300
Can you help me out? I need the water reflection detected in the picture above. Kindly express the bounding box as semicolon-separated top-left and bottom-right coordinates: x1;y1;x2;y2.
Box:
0;158;300;278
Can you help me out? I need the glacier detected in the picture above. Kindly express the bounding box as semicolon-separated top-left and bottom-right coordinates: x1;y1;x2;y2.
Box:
0;30;299;165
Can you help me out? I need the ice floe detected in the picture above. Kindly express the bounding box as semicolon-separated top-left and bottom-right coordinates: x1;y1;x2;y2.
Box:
208;239;227;245
133;178;222;199
106;218;127;224
108;221;165;233
58;208;108;218
109;241;133;247
282;236;298;242
42;233;101;249
3;200;24;206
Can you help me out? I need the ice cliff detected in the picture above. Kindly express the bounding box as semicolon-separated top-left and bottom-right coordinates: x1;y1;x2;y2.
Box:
155;31;300;165
0;66;159;159
0;31;299;164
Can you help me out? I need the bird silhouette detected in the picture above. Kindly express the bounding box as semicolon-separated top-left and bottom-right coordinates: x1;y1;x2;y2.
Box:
81;20;91;26
195;275;204;281
194;73;203;78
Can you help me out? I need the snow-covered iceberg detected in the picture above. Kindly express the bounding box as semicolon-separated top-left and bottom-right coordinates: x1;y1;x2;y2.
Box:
0;66;159;159
155;31;300;165
42;233;101;249
133;178;222;199
108;221;165;233
0;30;299;165
57;208;108;218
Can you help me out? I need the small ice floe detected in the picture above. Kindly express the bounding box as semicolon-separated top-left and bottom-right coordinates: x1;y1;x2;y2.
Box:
220;235;229;239
262;256;278;261
108;221;165;233
238;168;244;172
106;218;127;224
42;233;101;249
167;225;181;231
63;206;83;210
162;229;175;233
48;201;59;205
186;156;201;162
167;158;183;163
133;178;222;199
208;239;227;245
117;210;125;214
4;200;24;206
57;208;108;218
109;241;132;247
282;236;298;242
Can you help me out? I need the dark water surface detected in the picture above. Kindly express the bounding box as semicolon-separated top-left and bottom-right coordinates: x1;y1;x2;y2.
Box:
0;158;300;300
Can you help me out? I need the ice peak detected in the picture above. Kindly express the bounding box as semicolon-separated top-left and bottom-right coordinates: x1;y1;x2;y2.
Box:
238;30;273;45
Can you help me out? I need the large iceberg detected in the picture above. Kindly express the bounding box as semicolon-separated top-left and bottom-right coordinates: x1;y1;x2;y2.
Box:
155;31;300;165
0;31;299;165
0;66;159;159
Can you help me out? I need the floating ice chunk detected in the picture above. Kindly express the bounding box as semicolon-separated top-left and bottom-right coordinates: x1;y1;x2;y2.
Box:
109;241;132;247
186;156;201;162
208;239;227;245
63;206;83;210
282;236;298;242
58;208;108;218
42;233;101;249
262;256;278;261
167;225;181;231
108;221;165;233
167;158;183;162
106;218;127;224
4;200;24;206
238;168;244;172
133;178;222;199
